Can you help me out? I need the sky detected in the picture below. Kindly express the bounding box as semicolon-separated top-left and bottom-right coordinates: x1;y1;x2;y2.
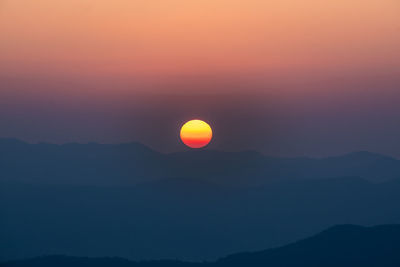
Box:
1;0;400;156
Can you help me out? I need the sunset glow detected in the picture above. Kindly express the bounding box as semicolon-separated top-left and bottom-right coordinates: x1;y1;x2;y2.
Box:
1;0;399;79
1;0;400;156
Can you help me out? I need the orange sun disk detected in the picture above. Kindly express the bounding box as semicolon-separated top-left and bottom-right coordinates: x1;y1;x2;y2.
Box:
180;120;212;148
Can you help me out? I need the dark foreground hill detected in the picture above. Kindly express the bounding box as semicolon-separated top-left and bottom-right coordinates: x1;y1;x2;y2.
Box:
217;224;400;266
3;225;400;267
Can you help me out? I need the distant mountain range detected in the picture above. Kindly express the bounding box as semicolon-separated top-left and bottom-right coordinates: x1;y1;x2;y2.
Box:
1;138;400;186
3;224;400;267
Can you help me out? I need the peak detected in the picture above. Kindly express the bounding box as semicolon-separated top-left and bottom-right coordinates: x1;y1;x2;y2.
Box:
332;151;396;161
169;149;264;160
321;224;367;234
0;138;28;145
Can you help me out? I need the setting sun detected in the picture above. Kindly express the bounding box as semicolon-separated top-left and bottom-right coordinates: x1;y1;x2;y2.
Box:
180;120;212;148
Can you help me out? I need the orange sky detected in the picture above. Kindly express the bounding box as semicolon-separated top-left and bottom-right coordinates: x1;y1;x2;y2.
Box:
1;0;400;156
1;0;399;82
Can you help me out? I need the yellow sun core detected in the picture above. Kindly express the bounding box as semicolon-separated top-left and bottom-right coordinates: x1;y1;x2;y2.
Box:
180;120;212;148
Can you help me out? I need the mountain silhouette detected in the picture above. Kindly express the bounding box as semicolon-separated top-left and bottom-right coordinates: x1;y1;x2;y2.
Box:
217;224;400;266
2;224;400;267
2;177;400;261
2;139;400;261
1;139;400;187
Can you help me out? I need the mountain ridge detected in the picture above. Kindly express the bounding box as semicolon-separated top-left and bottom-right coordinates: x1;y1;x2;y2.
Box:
3;224;400;267
2;137;398;158
1;138;400;187
2;177;400;261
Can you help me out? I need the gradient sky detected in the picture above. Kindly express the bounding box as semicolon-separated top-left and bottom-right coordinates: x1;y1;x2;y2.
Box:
1;0;400;156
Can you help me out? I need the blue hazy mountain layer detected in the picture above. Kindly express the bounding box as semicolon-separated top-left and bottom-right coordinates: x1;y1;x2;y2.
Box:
1;139;400;261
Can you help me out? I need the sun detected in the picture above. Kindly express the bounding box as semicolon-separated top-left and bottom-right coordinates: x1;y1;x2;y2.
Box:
180;120;212;148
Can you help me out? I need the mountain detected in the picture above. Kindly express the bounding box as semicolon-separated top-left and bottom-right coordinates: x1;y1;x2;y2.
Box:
3;224;400;267
0;256;201;267
217;224;400;266
0;138;162;186
2;177;400;261
2;139;400;261
1;139;400;187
